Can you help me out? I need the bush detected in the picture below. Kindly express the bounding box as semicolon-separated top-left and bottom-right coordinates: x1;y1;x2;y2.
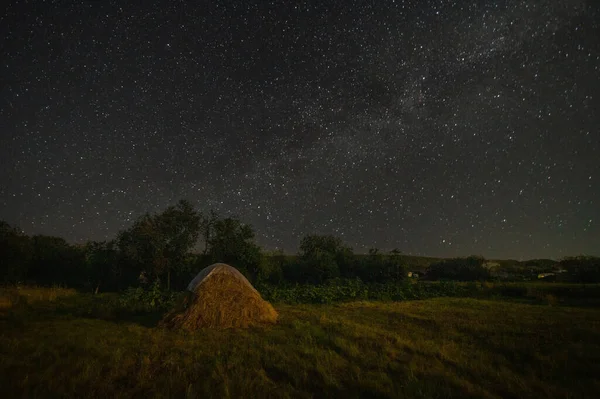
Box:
119;280;179;311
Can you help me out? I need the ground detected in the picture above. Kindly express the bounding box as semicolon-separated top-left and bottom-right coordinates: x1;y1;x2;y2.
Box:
1;288;599;398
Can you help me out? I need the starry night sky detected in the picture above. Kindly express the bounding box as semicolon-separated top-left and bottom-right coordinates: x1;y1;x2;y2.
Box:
1;0;599;259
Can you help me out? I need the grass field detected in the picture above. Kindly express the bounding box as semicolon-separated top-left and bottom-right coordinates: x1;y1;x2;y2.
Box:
1;287;600;398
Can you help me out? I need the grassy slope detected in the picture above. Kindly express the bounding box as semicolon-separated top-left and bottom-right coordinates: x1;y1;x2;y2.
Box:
1;289;600;398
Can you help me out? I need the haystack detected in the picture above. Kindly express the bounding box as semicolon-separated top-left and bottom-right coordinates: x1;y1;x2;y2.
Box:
160;263;278;330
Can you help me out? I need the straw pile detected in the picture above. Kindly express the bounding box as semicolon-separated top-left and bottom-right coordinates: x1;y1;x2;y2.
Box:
160;263;278;330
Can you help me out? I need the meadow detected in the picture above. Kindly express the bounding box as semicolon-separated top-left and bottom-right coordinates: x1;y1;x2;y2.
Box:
1;284;600;398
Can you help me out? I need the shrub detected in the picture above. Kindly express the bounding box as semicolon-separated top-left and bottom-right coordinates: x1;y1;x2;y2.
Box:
119;279;179;311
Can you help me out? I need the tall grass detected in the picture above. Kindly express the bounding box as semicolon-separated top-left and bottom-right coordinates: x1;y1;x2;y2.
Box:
0;285;76;311
1;289;599;398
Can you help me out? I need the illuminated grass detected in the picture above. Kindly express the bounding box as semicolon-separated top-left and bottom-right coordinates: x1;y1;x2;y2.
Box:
0;286;77;312
0;289;599;398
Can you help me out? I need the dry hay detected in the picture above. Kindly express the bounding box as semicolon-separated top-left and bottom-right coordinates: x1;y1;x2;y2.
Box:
160;264;278;330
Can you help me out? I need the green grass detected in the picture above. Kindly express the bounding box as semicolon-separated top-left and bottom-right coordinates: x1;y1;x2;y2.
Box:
0;285;77;312
1;287;600;398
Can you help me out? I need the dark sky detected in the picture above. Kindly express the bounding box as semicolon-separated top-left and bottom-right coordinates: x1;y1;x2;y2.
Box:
1;0;599;260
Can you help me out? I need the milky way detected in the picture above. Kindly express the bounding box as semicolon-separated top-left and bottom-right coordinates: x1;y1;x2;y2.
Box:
1;0;599;259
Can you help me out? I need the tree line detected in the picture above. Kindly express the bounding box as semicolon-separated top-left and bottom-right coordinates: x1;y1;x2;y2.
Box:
1;199;599;291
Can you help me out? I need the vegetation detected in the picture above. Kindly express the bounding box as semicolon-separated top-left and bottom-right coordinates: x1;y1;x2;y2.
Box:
261;280;600;307
205;217;263;280
559;256;600;283
2;199;599;289
424;256;490;282
116;199;202;291
2;198;600;397
1;286;599;398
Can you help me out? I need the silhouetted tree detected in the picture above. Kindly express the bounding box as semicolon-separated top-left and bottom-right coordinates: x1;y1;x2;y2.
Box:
351;247;406;283
27;235;86;287
201;209;219;255
0;221;32;283
117;200;202;290
296;235;354;283
384;248;407;282
390;248;403;256
260;249;286;284
83;240;120;293
206;217;262;280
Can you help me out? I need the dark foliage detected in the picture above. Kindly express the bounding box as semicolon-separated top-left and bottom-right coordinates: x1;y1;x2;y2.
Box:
350;248;407;283
560;256;600;283
117;200;201;290
1;200;599;290
205;217;263;281
425;256;490;281
27;235;87;287
0;221;32;283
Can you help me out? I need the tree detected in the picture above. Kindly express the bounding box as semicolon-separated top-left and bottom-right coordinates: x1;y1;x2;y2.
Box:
158;200;202;289
201;209;219;255
390;248;403;256
0;221;32;283
299;235;345;257
27;235;86;287
351;247;406;283
206;217;262;280
296;235;353;283
361;247;384;281
117;199;202;290
336;245;355;278
117;214;163;282
383;248;407;282
83;240;120;293
258;249;286;284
